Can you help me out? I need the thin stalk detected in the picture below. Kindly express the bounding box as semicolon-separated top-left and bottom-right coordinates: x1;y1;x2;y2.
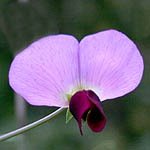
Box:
0;107;65;142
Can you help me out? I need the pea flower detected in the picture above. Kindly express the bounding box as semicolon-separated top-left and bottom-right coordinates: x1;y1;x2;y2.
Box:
9;29;144;135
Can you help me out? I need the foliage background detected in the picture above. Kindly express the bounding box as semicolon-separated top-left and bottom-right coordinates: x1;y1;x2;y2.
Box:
0;0;149;150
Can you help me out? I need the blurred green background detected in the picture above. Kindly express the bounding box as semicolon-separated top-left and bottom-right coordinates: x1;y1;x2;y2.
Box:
0;0;149;150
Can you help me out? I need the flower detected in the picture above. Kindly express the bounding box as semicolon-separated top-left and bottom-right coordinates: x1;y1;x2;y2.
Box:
9;29;144;135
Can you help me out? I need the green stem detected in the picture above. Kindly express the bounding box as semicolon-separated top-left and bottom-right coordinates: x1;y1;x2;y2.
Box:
0;107;65;142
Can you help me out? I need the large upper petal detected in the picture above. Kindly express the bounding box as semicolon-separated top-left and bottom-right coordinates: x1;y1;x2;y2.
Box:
9;35;79;107
79;29;144;101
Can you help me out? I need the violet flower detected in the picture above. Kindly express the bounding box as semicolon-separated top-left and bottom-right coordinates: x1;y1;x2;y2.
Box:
9;29;144;135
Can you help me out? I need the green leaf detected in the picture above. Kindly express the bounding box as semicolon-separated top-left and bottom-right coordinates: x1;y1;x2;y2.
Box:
66;108;73;124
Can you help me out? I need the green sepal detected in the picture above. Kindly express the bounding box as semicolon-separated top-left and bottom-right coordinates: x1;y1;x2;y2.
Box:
67;94;72;102
66;108;73;124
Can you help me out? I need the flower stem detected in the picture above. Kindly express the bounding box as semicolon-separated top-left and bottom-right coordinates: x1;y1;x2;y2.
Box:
0;107;65;142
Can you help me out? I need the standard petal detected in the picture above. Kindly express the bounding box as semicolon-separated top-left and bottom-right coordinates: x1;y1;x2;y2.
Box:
9;35;80;107
79;29;144;101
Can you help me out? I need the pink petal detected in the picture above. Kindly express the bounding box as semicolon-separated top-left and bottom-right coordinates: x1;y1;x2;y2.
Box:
79;29;144;101
9;35;79;107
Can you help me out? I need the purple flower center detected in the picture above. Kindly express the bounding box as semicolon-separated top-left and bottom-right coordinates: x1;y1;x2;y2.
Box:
69;90;106;135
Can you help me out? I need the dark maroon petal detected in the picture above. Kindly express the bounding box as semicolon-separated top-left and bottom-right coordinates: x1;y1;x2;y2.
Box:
69;90;91;135
87;90;106;132
69;90;106;135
